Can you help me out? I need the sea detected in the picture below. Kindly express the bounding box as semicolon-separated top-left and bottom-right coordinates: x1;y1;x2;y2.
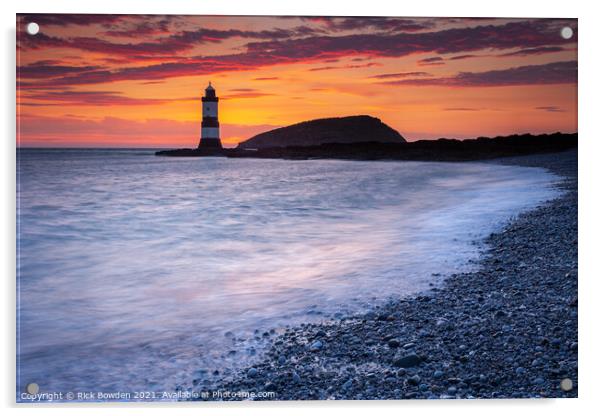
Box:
16;148;561;401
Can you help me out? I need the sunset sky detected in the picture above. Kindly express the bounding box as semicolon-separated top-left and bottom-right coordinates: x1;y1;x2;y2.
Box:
16;14;577;148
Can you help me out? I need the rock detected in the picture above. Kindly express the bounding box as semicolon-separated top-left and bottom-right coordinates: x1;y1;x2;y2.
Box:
247;368;258;378
433;370;444;379
388;339;401;348
342;379;353;390
534;377;545;385
292;371;301;384
408;375;421;385
393;354;422;368
309;340;323;351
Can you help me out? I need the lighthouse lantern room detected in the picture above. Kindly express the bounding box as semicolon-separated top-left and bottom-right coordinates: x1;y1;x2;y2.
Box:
198;82;222;149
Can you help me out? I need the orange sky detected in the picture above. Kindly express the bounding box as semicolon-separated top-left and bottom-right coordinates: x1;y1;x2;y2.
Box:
16;15;577;148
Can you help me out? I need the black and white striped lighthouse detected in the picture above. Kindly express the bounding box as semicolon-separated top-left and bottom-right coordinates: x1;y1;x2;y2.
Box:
198;82;222;149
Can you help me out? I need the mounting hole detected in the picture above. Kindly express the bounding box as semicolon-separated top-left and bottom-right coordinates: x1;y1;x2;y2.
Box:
26;22;40;35
560;26;573;40
26;382;39;394
560;378;573;392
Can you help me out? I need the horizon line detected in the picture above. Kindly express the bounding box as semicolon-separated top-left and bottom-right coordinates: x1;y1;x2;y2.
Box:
15;130;578;150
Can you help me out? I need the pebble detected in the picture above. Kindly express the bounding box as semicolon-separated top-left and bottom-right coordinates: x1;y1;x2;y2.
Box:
393;354;422;368
388;339;400;348
408;375;421;385
292;371;301;384
309;340;323;352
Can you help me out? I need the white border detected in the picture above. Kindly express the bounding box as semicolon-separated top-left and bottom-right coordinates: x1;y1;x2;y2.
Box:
2;1;600;415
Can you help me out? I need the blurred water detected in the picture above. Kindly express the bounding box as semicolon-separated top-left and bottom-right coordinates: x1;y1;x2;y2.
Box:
16;149;560;400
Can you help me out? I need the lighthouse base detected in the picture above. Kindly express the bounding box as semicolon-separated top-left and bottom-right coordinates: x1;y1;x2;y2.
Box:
197;138;223;149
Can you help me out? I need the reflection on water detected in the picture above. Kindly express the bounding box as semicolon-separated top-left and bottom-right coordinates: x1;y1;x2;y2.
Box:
16;149;560;398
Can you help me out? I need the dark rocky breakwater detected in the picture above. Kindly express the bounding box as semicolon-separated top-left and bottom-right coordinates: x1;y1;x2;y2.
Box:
194;149;577;400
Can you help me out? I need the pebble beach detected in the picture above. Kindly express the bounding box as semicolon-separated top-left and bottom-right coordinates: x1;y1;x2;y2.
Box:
198;149;578;400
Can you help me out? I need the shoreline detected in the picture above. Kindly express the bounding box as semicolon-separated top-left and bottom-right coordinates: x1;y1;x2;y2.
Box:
193;149;577;400
157;132;577;162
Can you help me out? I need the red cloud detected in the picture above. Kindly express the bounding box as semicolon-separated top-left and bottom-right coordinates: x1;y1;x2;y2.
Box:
369;72;432;79
498;46;567;57
20;90;196;106
17;18;577;89
380;61;577;87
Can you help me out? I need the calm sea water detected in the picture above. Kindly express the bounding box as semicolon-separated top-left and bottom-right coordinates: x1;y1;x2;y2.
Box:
16;149;560;400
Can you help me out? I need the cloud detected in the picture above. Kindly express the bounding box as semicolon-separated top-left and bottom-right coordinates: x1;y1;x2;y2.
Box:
17;19;578;88
369;71;432;79
380;61;577;87
535;106;565;112
499;46;567;57
17;13;125;27
101;19;172;38
253;77;279;81
18;63;103;79
221;92;275;99
20;90;196;106
442;107;481;111
18;61;239;87
302;17;434;33
308;62;382;71
243;19;576;61
448;54;480;61
139;80;165;85
18;25;323;58
418;56;445;66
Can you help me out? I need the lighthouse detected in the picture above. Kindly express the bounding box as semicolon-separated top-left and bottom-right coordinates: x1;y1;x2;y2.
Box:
198;82;222;149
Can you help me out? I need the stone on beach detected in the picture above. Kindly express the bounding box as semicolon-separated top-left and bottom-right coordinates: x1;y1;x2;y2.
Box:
393;354;422;368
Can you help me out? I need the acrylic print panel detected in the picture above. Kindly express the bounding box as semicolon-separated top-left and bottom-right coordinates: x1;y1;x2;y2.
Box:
16;14;577;402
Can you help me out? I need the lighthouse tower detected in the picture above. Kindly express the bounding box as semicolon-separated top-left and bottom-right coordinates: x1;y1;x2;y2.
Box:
198;82;222;149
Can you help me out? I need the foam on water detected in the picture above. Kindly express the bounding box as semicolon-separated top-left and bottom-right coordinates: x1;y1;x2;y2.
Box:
16;149;560;399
